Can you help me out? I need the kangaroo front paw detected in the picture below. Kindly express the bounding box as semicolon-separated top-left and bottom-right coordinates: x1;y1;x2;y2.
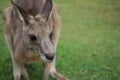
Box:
50;71;68;80
58;77;68;80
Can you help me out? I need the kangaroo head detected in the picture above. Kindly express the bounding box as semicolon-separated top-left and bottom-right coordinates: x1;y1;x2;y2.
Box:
11;0;55;62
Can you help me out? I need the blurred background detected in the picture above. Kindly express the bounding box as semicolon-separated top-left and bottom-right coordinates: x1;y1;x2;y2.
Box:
0;0;120;80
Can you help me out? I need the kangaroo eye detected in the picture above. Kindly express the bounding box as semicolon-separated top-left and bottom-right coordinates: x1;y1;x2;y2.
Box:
50;32;53;39
29;35;37;41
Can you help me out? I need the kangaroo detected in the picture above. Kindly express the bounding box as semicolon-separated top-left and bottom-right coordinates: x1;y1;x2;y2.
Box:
2;0;68;80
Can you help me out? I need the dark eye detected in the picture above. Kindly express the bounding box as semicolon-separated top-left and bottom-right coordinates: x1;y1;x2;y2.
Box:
50;32;53;39
29;35;37;41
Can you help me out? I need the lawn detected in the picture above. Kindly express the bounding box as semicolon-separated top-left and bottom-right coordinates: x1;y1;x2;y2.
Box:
0;0;120;80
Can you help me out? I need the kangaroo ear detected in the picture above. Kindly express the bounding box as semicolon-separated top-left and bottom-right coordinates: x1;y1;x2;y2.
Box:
11;0;30;24
41;0;53;21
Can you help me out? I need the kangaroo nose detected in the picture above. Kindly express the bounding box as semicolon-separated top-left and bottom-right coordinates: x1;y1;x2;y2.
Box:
45;54;54;61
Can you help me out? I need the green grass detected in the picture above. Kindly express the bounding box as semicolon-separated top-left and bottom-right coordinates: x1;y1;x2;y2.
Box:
0;0;120;80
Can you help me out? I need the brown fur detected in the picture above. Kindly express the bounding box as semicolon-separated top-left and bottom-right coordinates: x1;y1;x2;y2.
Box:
3;0;68;80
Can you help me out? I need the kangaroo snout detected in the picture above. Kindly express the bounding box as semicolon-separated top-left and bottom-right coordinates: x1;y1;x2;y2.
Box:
41;39;55;61
45;53;55;61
